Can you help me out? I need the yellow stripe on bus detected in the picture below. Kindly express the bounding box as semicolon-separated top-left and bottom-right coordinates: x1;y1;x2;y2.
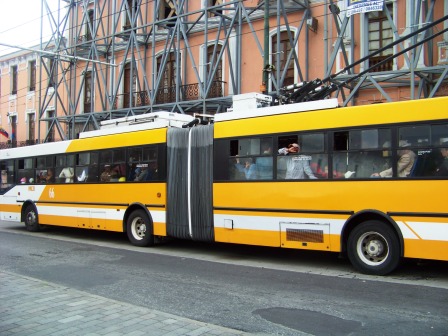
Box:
66;128;167;152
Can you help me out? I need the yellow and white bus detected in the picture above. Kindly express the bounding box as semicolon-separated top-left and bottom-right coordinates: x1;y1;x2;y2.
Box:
1;95;447;275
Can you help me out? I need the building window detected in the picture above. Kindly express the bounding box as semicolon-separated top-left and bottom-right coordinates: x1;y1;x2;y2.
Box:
86;9;94;41
207;0;223;18
368;4;393;72
11;65;18;95
28;60;36;92
47;111;55;142
83;71;92;112
27;114;35;145
156;52;177;103
158;0;177;27
123;63;136;108
207;44;223;98
271;30;295;87
10;115;17;144
124;0;139;29
48;59;57;87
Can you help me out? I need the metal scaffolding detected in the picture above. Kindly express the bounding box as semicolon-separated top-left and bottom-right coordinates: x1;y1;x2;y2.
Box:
38;0;448;141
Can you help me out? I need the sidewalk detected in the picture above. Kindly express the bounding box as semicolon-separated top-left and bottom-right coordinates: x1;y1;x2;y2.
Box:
0;271;248;336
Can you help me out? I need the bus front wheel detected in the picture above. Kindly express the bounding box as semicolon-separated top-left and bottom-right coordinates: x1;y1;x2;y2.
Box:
347;220;401;276
126;209;155;247
24;204;41;232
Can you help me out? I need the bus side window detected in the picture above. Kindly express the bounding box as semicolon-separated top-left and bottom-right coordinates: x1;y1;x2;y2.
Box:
55;154;75;183
141;146;158;181
128;147;141;182
213;140;230;181
100;150;113;166
301;133;327;179
111;149;126;182
37;167;55;184
45;156;55;183
406;123;448;177
228;137;272;180
0;160;14;193
99;150;114;182
333;129;391;179
89;152;99;182
277;133;326;180
76;152;98;182
255;138;273;180
411;149;439;177
17;158;34;184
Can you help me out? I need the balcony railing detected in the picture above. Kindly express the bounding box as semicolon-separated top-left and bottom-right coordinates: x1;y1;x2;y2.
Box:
112;81;225;108
156;81;225;104
113;91;150;109
369;56;393;72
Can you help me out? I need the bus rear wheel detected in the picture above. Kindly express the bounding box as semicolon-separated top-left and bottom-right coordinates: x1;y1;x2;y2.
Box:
347;220;401;276
24;204;41;232
126;209;154;247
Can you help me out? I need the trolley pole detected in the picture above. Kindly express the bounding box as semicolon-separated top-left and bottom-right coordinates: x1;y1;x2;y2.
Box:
262;0;270;94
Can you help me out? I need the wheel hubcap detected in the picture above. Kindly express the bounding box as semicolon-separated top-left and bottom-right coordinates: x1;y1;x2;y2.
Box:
26;212;36;225
132;218;146;240
366;239;383;257
357;232;388;266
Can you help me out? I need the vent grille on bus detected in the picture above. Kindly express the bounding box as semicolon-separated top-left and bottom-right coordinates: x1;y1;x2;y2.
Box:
286;229;324;243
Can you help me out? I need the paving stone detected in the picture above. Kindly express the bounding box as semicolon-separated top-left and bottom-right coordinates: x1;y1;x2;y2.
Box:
0;270;247;336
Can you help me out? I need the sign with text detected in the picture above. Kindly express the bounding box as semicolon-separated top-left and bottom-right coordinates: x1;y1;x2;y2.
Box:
346;0;384;17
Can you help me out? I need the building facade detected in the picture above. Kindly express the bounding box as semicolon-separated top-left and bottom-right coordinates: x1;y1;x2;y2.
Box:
1;0;448;145
0;48;40;148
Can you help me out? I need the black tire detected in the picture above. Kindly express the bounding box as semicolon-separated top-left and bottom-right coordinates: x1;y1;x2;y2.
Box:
347;220;401;275
24;204;41;232
126;209;155;247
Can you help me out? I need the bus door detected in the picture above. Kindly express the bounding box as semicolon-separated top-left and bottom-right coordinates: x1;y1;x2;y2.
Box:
166;125;214;242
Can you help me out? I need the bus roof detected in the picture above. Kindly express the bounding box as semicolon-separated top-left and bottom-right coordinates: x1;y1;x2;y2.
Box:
80;111;195;139
215;97;339;122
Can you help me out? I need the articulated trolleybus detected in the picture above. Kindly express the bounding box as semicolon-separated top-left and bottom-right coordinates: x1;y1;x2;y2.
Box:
1;93;448;275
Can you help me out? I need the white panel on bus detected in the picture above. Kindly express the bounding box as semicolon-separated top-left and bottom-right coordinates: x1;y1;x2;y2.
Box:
216;98;339;122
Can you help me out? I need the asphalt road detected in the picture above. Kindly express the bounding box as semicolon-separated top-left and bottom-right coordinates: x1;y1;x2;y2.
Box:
0;222;447;336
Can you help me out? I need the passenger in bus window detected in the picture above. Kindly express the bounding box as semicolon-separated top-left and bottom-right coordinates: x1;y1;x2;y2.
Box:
77;167;88;182
235;157;258;180
36;171;45;183
278;143;317;179
134;164;149;181
45;169;55;183
371;140;415;178
100;165;112;182
434;141;448;176
128;162;137;181
112;163;125;180
59;167;74;183
147;161;159;180
1;170;7;185
256;144;273;179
